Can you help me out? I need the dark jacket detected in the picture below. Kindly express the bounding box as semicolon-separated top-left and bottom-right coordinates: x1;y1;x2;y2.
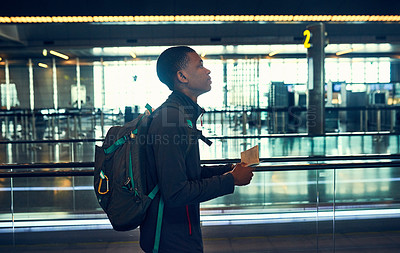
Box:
140;91;235;253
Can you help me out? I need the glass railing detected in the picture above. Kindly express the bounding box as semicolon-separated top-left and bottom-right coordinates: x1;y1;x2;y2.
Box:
1;106;399;142
0;136;400;251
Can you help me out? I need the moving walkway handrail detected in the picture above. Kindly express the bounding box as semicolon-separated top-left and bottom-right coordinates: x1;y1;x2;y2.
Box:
0;154;399;177
0;131;397;144
2;105;399;117
1;154;399;168
204;105;400;113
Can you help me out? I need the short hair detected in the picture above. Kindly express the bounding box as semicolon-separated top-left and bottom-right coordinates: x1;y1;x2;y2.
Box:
156;46;196;90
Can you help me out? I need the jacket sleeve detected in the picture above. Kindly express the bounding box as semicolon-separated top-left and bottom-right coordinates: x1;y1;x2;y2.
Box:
201;164;233;178
150;107;234;207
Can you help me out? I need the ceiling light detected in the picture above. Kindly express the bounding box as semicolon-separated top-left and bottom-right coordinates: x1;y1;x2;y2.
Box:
129;51;137;59
336;46;363;56
200;52;206;58
42;49;47;56
38;63;48;68
268;49;285;57
336;49;354;56
1;15;400;24
0;17;11;23
49;50;69;60
0;57;2;61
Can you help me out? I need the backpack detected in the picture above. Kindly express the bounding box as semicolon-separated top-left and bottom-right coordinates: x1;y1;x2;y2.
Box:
94;103;160;232
94;102;212;252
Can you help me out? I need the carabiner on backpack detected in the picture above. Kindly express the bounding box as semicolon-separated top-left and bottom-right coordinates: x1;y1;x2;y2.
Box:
98;170;109;194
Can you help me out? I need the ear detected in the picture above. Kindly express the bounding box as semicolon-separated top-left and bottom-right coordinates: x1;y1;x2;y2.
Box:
177;70;188;84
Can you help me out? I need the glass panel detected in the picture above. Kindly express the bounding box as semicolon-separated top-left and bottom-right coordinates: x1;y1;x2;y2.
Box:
0;44;398;252
365;58;379;83
379;59;391;83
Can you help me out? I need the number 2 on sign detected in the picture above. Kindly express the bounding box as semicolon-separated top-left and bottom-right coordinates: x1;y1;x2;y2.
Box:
303;29;311;48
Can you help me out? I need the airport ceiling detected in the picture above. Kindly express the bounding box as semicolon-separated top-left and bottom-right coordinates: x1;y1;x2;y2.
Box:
2;0;399;16
0;0;400;60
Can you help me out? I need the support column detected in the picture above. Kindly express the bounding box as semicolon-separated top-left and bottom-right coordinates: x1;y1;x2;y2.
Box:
52;58;58;110
28;59;36;139
101;57;106;109
306;23;327;136
4;59;10;138
391;62;400;133
28;59;34;111
223;60;228;108
5;59;10;110
76;57;81;110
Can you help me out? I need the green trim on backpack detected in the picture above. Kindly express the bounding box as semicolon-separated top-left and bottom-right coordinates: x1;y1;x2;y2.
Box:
104;136;127;154
153;197;164;253
145;103;153;112
148;185;159;200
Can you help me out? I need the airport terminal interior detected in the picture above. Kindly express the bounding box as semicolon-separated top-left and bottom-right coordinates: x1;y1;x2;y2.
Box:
1;1;400;252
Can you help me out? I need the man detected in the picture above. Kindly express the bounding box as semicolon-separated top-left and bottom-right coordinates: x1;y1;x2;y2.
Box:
140;46;254;253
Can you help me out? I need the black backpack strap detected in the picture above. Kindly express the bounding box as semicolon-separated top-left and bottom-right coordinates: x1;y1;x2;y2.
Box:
199;133;213;146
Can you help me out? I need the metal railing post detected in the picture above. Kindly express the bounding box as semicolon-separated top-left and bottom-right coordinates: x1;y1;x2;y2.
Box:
242;111;247;135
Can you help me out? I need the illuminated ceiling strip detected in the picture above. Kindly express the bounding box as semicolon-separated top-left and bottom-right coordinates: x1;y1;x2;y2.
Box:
0;15;399;23
49;50;69;60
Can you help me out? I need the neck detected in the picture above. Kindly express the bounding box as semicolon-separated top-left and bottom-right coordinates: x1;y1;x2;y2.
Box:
175;88;198;103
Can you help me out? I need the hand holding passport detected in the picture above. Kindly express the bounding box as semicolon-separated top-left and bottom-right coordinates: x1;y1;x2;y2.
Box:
229;145;259;186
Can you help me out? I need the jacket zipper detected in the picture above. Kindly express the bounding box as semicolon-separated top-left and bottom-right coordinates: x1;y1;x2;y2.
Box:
186;205;192;235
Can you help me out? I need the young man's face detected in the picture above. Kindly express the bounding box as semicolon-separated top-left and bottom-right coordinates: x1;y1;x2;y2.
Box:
180;52;212;97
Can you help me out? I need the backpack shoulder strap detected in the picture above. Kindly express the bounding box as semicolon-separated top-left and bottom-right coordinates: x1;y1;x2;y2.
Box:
104;135;128;154
161;102;212;147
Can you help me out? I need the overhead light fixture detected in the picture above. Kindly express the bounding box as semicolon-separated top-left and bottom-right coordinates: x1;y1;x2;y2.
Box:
38;63;48;68
336;46;363;56
200;52;206;58
0;15;400;24
42;49;48;56
0;57;2;61
49;50;69;60
129;51;137;59
268;49;285;57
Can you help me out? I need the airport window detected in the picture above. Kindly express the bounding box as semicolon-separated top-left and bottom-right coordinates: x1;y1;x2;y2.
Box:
94;60;170;110
352;58;366;83
92;47;392;110
378;59;390;83
325;57;391;84
0;83;20;109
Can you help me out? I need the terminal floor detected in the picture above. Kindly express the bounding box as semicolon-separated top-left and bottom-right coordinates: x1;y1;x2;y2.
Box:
2;220;400;253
